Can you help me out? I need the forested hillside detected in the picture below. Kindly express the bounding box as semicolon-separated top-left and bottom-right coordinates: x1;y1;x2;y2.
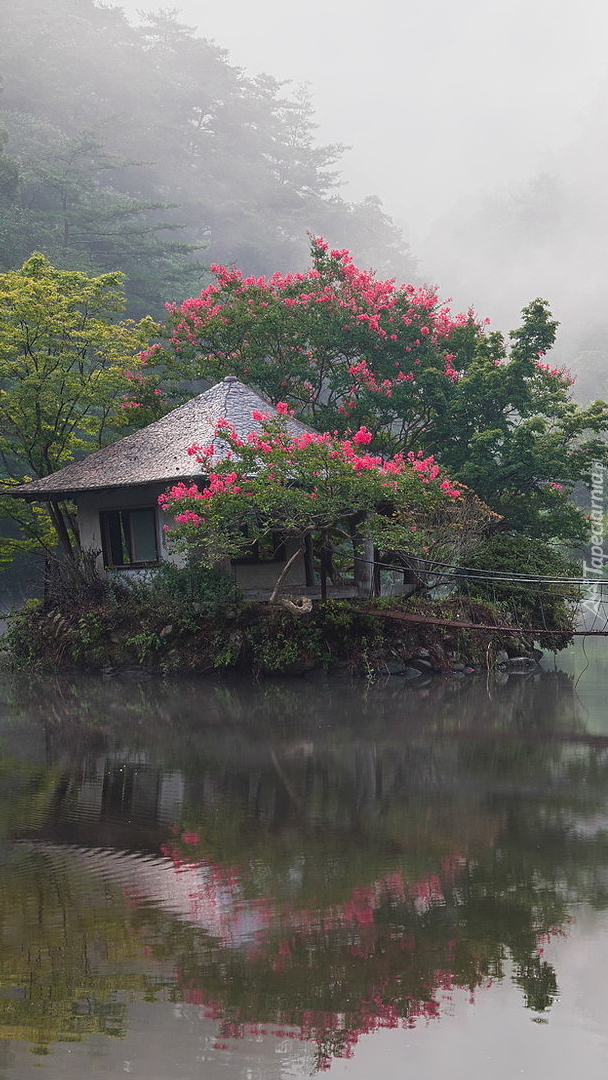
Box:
0;0;414;317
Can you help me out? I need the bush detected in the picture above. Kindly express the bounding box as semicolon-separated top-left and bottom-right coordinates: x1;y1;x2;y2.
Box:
464;534;581;649
105;561;242;625
150;561;242;617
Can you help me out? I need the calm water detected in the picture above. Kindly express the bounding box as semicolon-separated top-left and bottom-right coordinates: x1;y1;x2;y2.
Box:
0;642;608;1078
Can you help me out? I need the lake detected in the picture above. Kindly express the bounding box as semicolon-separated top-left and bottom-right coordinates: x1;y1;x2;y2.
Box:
0;640;607;1078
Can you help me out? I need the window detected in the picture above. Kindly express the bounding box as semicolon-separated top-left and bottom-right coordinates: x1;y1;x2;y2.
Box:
100;507;159;568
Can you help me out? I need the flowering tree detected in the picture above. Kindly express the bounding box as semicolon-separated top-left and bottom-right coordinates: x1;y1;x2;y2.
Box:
163;237;475;455
159;407;493;599
162;238;608;543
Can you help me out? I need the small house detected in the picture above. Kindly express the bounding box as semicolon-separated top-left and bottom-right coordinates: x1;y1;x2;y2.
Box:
9;376;319;596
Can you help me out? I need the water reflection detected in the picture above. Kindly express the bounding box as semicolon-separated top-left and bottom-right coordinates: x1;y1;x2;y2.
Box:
0;659;607;1073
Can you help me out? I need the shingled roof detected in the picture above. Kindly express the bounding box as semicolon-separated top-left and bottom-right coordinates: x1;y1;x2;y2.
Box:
9;376;312;501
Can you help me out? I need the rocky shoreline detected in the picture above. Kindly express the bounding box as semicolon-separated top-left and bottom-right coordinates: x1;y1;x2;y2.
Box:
384;647;543;681
2;595;557;678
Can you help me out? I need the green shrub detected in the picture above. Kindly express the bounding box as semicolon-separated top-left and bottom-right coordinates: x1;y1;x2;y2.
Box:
465;533;581;649
150;561;242;617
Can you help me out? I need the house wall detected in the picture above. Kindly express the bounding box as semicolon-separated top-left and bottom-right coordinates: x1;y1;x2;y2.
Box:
76;485;178;576
75;487;309;591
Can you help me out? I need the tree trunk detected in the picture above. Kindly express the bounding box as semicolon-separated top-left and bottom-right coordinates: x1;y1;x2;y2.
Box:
46;500;78;562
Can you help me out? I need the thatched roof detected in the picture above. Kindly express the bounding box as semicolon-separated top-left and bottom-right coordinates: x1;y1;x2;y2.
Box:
8;376;311;501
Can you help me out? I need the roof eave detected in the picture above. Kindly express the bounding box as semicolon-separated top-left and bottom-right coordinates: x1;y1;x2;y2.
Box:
3;474;203;503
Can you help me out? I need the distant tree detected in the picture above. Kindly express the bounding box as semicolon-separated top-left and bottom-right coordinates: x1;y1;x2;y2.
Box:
162;239;608;545
0;114;204;317
0;254;159;561
0;118;18;200
0;0;415;313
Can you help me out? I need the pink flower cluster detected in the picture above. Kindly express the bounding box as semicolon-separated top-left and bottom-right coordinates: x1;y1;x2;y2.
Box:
444;354;459;382
160;411;462;527
166;238;475;377
351;426;372;444
175;510;202;525
137;342;163;366
205;471;241;497
534;360;575;385
158;472;241;514
158;483;204;508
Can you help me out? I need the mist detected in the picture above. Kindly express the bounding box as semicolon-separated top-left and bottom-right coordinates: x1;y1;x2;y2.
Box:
117;0;607;229
116;0;608;398
2;0;608;397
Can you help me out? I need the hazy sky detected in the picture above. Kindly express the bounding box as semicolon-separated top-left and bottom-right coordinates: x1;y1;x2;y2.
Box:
117;0;608;243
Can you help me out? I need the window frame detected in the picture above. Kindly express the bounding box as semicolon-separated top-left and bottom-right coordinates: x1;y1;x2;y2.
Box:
99;506;160;569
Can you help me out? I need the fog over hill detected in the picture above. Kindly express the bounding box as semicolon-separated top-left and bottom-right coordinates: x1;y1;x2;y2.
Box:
0;0;414;316
119;0;608;399
2;0;608;396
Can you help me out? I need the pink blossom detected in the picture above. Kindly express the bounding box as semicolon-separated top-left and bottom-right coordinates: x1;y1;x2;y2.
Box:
175;510;202;524
352;426;373;445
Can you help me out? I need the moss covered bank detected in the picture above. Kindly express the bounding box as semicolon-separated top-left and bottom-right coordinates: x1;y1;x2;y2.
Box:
3;589;563;678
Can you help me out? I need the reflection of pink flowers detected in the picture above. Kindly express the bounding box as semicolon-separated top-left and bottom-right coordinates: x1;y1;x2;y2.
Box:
162;840;495;1071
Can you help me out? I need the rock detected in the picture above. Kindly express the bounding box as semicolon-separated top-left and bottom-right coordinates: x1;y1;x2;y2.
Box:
277;596;313;614
504;637;534;658
384;660;409;675
409;657;434;671
403;666;424;679
501;656;539;673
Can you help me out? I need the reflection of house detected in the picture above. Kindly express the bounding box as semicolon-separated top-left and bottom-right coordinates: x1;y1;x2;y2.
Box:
20;753;186;852
9;376;316;594
26;840;271;946
83;758;185;829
